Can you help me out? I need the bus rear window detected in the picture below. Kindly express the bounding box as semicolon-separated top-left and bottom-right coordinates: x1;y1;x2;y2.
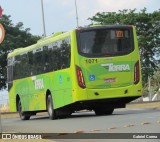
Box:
77;28;134;57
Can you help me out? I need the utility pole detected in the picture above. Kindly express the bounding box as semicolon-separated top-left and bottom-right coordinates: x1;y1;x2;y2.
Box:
41;0;46;37
148;76;152;101
75;0;79;27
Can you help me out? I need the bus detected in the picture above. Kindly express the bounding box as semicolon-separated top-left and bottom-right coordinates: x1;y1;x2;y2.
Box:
7;25;142;120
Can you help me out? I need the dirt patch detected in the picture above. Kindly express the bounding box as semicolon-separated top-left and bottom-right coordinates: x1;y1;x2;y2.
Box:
0;113;19;119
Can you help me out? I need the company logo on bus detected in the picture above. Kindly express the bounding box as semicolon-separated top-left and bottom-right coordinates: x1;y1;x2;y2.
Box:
34;79;44;90
101;63;130;72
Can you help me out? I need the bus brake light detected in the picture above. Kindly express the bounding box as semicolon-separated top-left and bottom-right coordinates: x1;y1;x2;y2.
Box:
134;61;140;84
76;66;86;88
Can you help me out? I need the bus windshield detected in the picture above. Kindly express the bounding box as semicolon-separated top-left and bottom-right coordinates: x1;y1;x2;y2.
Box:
77;28;134;57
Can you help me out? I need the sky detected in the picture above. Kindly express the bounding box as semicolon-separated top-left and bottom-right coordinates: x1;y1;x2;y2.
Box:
0;0;160;37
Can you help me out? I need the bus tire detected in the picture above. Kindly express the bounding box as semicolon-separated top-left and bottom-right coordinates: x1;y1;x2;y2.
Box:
94;108;114;116
47;95;57;120
18;100;30;120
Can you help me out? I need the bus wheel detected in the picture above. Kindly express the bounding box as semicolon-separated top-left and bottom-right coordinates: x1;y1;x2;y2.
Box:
94;108;114;116
18;100;30;120
47;95;57;120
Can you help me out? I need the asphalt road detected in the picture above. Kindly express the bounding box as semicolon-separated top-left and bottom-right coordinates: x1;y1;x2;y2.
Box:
1;108;160;142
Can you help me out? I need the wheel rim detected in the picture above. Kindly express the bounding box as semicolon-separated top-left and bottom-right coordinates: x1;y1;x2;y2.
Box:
18;101;23;117
48;98;53;116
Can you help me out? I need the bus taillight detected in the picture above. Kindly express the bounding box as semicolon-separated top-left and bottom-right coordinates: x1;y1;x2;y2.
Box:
134;61;140;84
76;65;86;88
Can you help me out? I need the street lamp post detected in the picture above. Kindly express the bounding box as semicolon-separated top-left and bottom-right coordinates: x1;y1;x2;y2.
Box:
41;0;46;37
75;0;79;27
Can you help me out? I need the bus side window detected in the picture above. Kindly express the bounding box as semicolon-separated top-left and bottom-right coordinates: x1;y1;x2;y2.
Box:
14;53;30;79
33;47;44;75
21;53;29;77
56;37;71;70
43;45;51;72
28;51;34;76
7;57;14;91
43;37;71;72
60;38;71;69
7;57;13;82
14;55;22;79
43;44;58;72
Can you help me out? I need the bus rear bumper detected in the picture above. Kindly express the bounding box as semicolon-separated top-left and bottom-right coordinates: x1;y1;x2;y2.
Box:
73;84;142;102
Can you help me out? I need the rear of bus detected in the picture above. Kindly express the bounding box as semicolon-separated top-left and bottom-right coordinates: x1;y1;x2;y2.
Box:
73;25;142;114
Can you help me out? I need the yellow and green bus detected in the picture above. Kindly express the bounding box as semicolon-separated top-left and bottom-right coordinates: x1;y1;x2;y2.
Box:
7;25;142;120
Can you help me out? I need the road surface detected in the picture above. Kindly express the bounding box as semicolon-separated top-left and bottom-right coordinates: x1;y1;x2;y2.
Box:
1;108;160;142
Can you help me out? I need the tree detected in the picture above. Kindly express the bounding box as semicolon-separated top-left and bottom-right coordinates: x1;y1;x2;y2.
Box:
152;68;160;92
0;15;40;90
89;8;160;85
143;68;160;98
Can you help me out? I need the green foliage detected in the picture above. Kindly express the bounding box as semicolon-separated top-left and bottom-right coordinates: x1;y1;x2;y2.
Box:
0;15;40;90
152;68;160;90
89;8;160;85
